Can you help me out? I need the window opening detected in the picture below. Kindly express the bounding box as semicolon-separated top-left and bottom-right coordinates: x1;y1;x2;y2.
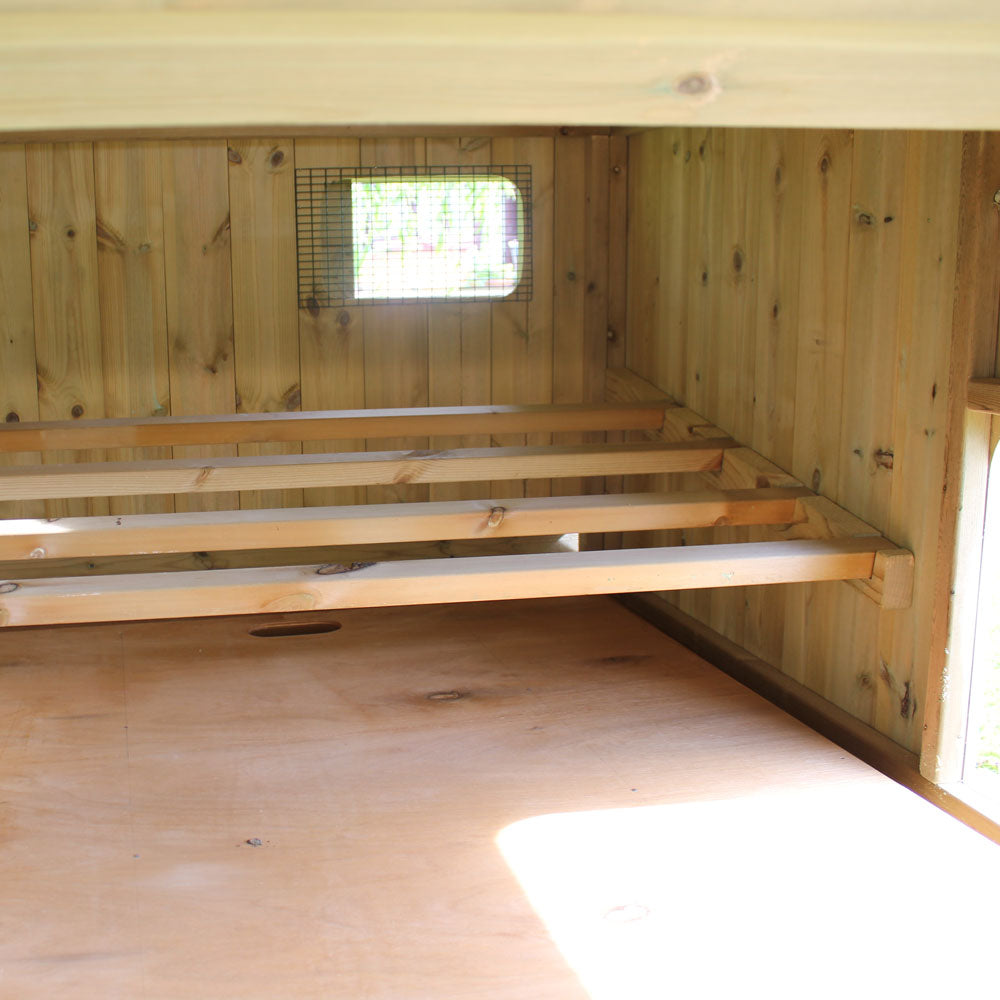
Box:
964;438;1000;798
295;165;532;308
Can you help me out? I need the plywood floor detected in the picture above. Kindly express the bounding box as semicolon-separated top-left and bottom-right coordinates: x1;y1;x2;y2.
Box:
1;596;997;1000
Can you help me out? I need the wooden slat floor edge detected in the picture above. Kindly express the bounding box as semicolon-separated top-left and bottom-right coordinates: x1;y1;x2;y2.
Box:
0;538;894;628
0;400;671;453
0;487;812;560
0;440;733;501
617;591;1000;847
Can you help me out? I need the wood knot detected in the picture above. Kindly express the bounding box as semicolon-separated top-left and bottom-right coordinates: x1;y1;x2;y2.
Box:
71;404;84;418
316;561;376;576
487;506;506;528
874;449;894;470
269;149;285;169
0;582;19;594
227;147;242;164
5;411;19;423
675;72;715;96
426;690;465;701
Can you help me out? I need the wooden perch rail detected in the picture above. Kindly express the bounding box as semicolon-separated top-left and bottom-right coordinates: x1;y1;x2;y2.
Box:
0;396;915;624
0;440;732;501
0;488;811;561
604;366;915;610
0;400;669;452
0;539;905;629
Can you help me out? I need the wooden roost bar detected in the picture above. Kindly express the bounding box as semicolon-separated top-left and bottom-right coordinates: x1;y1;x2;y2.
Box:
1;4;999;998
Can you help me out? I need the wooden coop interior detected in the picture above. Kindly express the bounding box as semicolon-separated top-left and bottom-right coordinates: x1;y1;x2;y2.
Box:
2;6;1000;998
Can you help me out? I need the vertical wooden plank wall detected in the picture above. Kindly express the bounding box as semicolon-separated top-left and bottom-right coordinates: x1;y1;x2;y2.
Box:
0;131;615;514
0;144;41;520
623;126;967;754
94;140;172;516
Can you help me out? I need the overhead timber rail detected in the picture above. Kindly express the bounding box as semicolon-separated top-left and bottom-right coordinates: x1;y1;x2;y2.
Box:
0;6;999;135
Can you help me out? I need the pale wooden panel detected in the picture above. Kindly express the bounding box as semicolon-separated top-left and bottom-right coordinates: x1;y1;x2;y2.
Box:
0;440;731;502
4;13;1000;134
781;128;853;699
161;139;238;511
228;137;302;510
6;1;999;17
293;137;366;508
552;134;588;497
425;135;492;501
622;126;967;752
0;538;894;628
3;597;998;997
750;129;803;474
0;143;42;520
742;131;805;666
875;131;963;750
675;128;725;624
922;134;1000;780
25;141;108;518
518;134;555;500
837;130;907;528
491;137;554;499
706;128;762;644
93;139;172;516
623;129;661;386
601;133;628;547
0;489;809;561
359;137;429;504
790;130;853;494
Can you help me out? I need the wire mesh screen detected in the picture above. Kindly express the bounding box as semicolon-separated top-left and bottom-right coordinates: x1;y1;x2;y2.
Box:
295;165;532;308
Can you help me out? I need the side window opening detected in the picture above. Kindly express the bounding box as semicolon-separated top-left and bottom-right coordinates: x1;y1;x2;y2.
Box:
965;439;1000;795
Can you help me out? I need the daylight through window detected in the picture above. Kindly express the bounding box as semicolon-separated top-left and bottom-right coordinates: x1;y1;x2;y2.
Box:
295;166;532;307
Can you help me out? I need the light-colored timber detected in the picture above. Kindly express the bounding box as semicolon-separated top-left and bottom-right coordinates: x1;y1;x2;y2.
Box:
968;377;1000;414
0;440;730;502
0;488;811;561
0;537;898;627
0;401;669;453
0;597;996;999
604;365;915;609
2;12;1000;132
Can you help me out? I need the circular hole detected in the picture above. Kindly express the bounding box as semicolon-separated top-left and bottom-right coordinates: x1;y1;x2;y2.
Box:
248;621;341;638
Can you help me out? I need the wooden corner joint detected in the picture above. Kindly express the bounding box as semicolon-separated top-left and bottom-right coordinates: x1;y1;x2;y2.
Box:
850;547;914;611
605;367;915;609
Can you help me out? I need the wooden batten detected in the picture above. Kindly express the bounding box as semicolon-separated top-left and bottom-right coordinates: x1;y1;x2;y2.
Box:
968;377;1000;414
0;400;669;453
0;488;810;561
0;537;897;628
0;440;731;502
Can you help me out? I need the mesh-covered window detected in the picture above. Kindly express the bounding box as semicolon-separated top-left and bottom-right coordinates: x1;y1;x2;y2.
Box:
295;165;532;308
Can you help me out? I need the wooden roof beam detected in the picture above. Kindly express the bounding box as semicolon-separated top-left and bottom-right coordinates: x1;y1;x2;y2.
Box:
1;10;999;134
